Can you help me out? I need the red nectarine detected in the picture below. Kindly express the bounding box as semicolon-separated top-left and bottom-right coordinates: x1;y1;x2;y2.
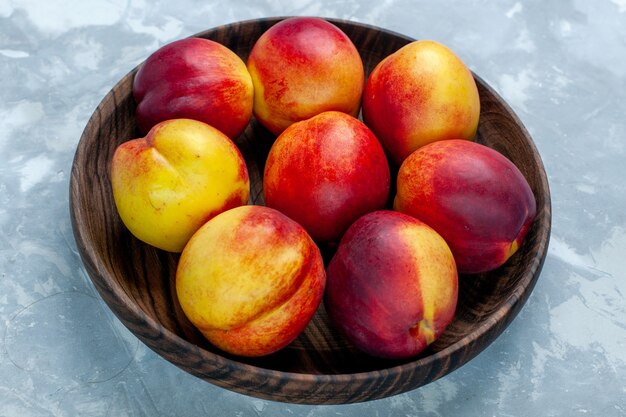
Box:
394;139;537;273
263;111;390;243
325;210;458;359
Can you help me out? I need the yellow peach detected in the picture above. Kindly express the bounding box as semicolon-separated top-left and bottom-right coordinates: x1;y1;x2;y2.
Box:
110;118;249;252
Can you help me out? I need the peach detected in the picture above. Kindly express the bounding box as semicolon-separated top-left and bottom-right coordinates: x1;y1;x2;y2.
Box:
362;40;480;165
394;139;537;273
325;210;458;359
263;111;390;243
110;118;249;253
175;205;326;357
246;17;364;135
133;37;253;139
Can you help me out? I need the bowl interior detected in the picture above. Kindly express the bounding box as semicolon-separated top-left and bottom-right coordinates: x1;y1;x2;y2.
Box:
70;17;551;404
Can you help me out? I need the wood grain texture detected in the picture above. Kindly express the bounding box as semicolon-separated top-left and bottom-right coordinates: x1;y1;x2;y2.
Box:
69;17;551;404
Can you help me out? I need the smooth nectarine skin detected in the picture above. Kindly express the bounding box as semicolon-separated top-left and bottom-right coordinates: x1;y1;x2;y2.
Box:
133;37;253;139
176;205;326;357
247;17;364;135
362;40;480;165
325;210;458;359
110;119;249;253
394;139;537;273
263;111;390;243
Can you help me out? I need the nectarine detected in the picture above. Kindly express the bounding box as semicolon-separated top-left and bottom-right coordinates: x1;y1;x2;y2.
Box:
263;111;390;243
325;210;458;359
394;139;537;273
362;40;480;165
247;17;364;135
133;37;253;139
110;118;249;253
176;205;326;357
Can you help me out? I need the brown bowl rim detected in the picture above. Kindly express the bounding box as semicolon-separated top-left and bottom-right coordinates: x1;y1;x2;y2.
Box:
69;16;552;404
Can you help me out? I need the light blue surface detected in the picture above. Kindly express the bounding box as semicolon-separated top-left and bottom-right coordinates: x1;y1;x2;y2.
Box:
1;0;625;415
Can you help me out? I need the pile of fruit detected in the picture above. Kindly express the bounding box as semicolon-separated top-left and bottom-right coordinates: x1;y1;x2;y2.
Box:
110;17;537;360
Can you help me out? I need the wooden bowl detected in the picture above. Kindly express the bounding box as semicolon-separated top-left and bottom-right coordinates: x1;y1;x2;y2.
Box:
69;17;551;404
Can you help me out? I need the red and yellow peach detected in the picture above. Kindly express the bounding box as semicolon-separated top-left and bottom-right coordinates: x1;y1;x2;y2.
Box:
394;139;537;273
175;205;326;357
133;37;254;139
362;40;480;165
324;210;458;359
263;111;390;243
247;17;364;135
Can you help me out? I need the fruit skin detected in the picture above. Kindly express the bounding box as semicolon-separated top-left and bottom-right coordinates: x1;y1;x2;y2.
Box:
362;39;480;166
110;118;250;253
175;205;326;357
394;139;537;274
246;17;364;135
263;111;390;243
133;37;254;139
325;210;458;360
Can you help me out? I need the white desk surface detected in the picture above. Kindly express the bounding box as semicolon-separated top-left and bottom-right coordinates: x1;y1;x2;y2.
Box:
1;1;625;415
